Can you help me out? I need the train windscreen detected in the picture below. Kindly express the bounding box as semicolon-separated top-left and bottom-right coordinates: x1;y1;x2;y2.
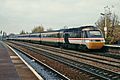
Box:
88;30;103;38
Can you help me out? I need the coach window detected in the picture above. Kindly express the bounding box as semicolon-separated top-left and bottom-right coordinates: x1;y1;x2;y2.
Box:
69;32;74;38
69;31;80;38
59;33;63;38
57;33;60;38
39;34;41;37
82;31;88;38
75;31;81;38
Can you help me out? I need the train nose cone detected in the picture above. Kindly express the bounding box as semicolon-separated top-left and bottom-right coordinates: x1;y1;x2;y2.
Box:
87;42;104;49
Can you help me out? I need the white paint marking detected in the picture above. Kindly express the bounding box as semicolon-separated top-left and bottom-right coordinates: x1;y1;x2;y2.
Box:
7;45;44;80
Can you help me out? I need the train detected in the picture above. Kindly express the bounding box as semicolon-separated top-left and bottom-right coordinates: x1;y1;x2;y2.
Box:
8;26;105;50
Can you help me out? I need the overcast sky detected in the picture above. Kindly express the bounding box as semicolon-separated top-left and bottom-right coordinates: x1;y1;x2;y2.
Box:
0;0;120;34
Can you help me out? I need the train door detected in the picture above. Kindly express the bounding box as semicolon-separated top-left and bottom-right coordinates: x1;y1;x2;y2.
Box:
81;31;88;50
59;31;64;47
64;33;69;44
39;33;41;44
81;31;87;44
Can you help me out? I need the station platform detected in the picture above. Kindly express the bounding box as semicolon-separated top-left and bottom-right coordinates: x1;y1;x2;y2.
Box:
0;41;39;80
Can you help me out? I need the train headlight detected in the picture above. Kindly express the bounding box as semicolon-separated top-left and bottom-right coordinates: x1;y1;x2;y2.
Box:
86;40;93;42
101;40;105;42
85;39;105;43
88;40;96;42
86;39;105;42
91;40;96;42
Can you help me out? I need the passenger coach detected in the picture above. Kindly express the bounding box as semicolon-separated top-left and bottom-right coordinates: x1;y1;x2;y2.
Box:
8;26;105;50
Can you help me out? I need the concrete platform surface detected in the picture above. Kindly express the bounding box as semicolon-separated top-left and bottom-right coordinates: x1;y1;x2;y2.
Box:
0;41;20;80
0;41;39;80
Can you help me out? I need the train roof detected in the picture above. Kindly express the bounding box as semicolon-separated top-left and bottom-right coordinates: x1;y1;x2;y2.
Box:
29;33;40;35
63;26;98;31
40;29;62;33
40;26;98;33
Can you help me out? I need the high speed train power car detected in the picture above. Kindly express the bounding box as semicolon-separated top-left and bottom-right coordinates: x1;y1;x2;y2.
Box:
8;26;105;50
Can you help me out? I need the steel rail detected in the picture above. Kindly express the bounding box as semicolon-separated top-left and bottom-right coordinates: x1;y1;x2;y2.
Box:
7;41;120;80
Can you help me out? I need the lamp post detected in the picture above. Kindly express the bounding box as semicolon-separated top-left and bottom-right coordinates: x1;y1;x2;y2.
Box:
100;6;111;39
100;13;107;38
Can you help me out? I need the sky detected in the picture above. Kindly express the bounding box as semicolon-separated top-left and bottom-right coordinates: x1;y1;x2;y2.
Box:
0;0;120;34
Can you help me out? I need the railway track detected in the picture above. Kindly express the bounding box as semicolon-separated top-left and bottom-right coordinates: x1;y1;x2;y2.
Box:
6;42;92;80
7;44;69;80
11;41;120;67
89;51;120;60
25;43;120;67
6;41;120;80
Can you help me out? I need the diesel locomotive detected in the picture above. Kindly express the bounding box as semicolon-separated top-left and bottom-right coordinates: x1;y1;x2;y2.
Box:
8;26;105;50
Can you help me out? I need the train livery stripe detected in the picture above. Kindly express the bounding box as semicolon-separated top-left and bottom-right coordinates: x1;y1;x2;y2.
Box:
18;37;104;40
68;38;104;40
40;38;104;40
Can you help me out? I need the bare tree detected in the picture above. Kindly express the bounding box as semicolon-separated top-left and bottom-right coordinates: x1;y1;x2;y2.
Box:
96;9;120;44
32;25;44;33
20;30;26;34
